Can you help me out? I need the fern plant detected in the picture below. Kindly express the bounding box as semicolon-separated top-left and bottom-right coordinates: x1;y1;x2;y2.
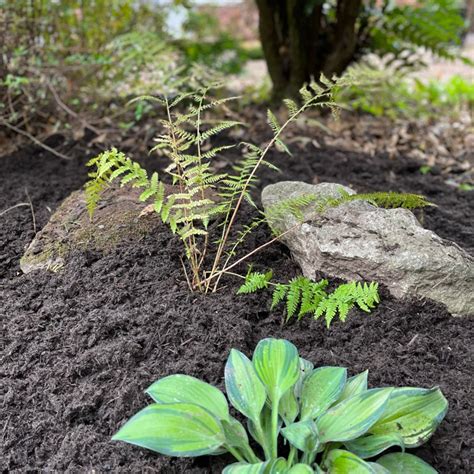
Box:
369;0;470;66
238;271;380;328
86;75;343;292
86;72;432;294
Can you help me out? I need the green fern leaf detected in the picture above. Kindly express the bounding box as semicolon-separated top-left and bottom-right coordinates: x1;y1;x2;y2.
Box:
267;109;281;136
271;284;288;309
237;270;273;295
283;98;299;116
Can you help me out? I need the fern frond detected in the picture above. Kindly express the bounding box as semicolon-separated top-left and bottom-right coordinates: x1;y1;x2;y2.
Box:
84;177;108;220
283;98;299;116
85;148;156;219
237;270;273;295
200;121;241;142
314;281;380;328
286;277;305;320
236;272;379;328
372;0;468;64
271;284;288;309
267;109;281;136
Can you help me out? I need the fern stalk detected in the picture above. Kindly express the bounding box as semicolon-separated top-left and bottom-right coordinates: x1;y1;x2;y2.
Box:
206;90;326;292
164;96;202;289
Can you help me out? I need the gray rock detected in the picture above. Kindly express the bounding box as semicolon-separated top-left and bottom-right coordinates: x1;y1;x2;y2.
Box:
262;181;474;316
20;185;163;274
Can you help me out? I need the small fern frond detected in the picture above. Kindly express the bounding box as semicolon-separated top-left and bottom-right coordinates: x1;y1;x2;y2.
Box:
236;272;379;328
200;121;241;142
286;277;306;320
84;177;108;220
267;109;281;136
237;269;273;295
85;148;155;219
353;192;433;209
271;284;288;309
283;98;299;116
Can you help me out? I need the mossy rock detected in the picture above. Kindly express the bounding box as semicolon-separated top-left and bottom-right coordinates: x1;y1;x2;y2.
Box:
20;185;162;274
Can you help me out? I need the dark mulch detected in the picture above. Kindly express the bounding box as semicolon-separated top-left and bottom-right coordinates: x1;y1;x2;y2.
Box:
1;138;473;473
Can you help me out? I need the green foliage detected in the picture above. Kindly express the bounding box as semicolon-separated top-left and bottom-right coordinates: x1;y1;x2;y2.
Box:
237;268;273;294
329;191;433;211
1;1;252;151
238;273;379;328
264;188;432;237
86;76;344;291
113;338;448;472
178;10;257;75
336;61;474;120
368;0;469;65
314;282;380;327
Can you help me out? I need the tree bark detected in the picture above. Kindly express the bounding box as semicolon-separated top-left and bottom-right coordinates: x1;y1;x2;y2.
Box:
255;0;362;101
322;0;362;76
255;0;288;101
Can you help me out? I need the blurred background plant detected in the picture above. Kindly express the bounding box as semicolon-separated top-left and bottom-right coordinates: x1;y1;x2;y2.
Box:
334;59;474;120
0;0;472;158
0;0;259;154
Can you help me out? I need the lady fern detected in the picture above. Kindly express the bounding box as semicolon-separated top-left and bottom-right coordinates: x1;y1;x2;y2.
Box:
86;73;408;293
238;271;380;328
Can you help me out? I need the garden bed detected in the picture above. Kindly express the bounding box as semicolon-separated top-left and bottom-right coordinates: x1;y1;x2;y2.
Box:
1;139;473;472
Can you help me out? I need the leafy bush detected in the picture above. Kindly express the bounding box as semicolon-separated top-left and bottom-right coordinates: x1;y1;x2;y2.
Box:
113;338;448;473
0;0;171;150
238;272;379;327
0;1;251;151
369;0;469;65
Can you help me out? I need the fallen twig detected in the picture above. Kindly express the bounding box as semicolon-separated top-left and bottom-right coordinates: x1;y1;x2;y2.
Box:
0;202;30;217
0;119;72;160
46;80;102;136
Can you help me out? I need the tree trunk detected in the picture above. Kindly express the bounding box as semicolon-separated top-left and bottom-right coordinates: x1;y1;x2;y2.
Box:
255;0;362;101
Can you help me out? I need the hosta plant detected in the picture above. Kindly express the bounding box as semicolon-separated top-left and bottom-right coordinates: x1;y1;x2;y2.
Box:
113;338;447;473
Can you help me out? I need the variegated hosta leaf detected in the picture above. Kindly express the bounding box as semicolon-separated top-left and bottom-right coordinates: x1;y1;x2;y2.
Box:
376;453;437;473
223;458;287;474
294;357;314;400
223;462;267;474
345;433;405;459
286;465;314;474
112;403;225;456
369;387;448;447
300;366;347;420
325;449;378;473
279;387;299;425
252;338;300;403
317;388;393;443
146;374;229;421
247;405;277;449
367;463;390;474
221;417;250;450
281;419;319;453
336;371;368;403
225;349;266;422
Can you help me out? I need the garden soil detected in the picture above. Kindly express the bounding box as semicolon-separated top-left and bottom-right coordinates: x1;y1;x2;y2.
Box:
1;137;473;473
